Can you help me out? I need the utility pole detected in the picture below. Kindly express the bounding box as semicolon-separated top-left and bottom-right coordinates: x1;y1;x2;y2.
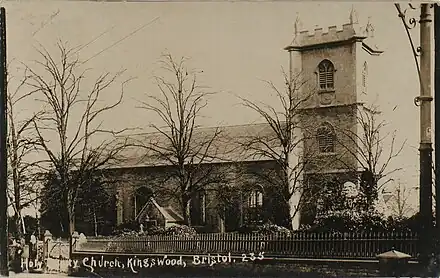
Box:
418;3;434;265
434;3;440;231
0;7;7;277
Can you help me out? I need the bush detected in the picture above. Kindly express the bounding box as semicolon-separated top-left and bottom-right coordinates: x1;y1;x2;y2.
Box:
309;211;421;233
386;213;425;233
257;223;291;235
146;226;165;235
237;224;259;234
309;214;358;233
237;223;291;235
357;212;388;232
192;225;212;233
163;225;197;237
111;223;198;238
111;221;140;236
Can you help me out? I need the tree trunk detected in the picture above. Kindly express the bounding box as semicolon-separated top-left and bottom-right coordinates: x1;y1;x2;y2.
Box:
93;210;98;237
182;196;191;226
20;213;26;235
36;213;40;238
67;210;75;259
68;213;75;236
218;210;225;233
67;186;75;257
286;152;302;231
289;192;301;230
13;184;23;237
13;214;22;237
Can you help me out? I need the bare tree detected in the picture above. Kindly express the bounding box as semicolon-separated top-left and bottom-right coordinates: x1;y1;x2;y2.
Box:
238;70;317;230
6;65;45;237
337;105;405;212
136;54;225;226
383;181;416;219
24;42;132;241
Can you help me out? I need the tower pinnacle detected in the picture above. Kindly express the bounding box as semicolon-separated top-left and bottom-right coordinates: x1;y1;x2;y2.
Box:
349;5;359;24
294;14;300;35
291;13;302;45
365;16;375;37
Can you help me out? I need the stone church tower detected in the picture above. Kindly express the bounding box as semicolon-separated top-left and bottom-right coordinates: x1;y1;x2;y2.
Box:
284;10;384;226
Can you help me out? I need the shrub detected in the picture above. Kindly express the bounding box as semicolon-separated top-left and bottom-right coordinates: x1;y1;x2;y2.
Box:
237;224;259;234
163;225;197;237
111;222;198;238
257;223;291;236
192;225;212;233
146;226;166;235
237;223;291;235
309;214;357;233
309;210;421;233
111;221;139;236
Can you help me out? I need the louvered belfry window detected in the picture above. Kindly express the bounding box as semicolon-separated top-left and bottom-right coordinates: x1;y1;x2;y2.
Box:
318;60;335;90
317;123;335;153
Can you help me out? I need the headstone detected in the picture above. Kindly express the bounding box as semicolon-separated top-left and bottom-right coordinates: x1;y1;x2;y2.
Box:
44;230;52;242
72;231;79;239
78;233;87;245
30;234;36;245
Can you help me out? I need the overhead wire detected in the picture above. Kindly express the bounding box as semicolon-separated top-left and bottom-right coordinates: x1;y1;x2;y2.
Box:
81;16;160;65
72;25;117;56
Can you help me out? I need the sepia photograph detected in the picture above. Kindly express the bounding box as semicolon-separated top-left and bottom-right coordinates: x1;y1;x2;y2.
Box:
0;0;438;277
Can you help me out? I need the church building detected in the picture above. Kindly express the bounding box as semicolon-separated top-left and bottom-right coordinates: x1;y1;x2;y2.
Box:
97;11;384;234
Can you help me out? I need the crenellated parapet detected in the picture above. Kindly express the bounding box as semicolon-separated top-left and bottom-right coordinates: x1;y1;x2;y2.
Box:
287;22;368;49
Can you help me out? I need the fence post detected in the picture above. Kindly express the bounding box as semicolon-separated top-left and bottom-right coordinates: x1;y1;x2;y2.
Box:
43;230;52;272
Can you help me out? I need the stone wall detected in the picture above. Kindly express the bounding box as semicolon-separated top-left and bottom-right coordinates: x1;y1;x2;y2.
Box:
105;160;280;232
301;104;358;174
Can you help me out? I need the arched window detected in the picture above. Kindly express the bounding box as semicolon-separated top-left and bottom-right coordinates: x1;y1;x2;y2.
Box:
316;123;336;153
248;190;263;208
362;61;368;93
318;60;335;90
245;189;264;224
191;190;206;226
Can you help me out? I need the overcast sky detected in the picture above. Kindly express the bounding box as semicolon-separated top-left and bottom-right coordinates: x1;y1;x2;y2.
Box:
3;0;425;213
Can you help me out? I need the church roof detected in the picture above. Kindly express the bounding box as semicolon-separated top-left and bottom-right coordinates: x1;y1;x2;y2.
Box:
109;122;282;169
